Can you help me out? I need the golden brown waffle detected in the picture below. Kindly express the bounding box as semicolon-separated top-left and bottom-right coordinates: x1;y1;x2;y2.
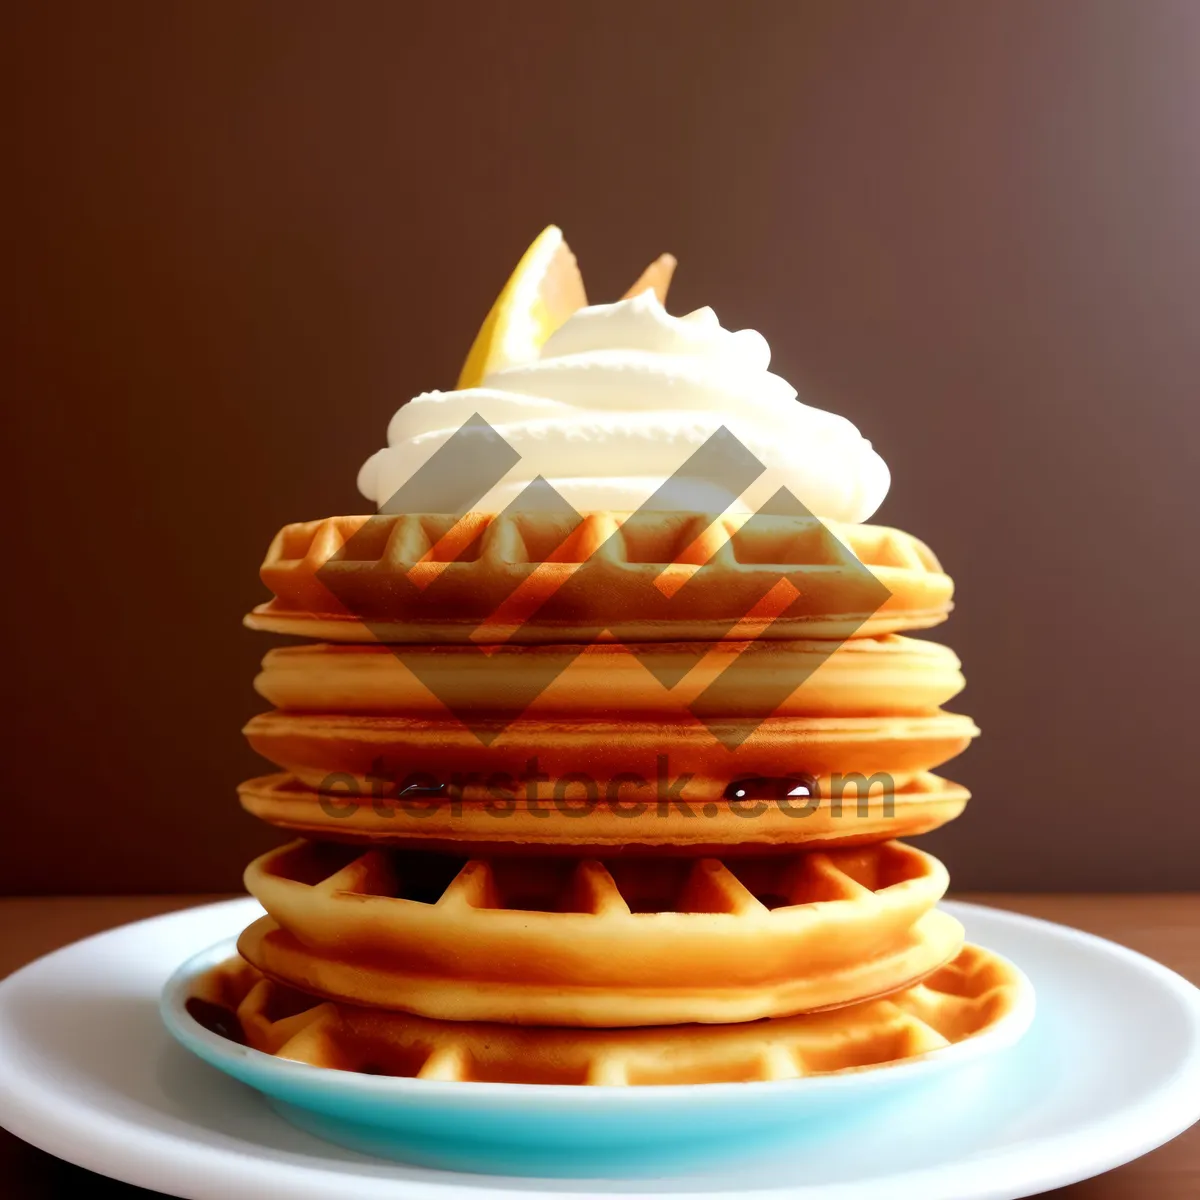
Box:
253;635;965;719
242;709;979;796
193;945;1024;1084
244;513;953;643
239;839;962;1026
238;771;969;854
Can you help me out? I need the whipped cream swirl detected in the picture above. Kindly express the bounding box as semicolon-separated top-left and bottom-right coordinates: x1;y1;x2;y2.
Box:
357;291;890;522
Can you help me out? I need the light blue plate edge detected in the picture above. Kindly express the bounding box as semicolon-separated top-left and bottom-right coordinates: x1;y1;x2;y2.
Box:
160;933;1036;1177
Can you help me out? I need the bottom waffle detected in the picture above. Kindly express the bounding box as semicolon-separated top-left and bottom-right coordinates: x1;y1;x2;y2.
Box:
240;839;962;1026
189;945;1026;1085
239;907;963;1027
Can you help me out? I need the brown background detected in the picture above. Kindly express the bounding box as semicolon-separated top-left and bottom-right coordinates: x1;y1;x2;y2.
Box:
3;0;1198;895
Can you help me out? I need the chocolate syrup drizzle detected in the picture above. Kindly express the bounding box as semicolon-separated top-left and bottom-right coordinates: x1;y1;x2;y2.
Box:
722;774;819;802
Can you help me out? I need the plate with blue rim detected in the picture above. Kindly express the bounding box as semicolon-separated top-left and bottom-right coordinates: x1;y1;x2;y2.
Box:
0;897;1195;1198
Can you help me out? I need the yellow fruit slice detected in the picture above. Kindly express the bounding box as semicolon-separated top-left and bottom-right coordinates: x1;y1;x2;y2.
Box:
622;252;677;304
456;225;587;388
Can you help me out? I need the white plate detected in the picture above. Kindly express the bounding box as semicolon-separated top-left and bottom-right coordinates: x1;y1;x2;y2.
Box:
0;897;1197;1200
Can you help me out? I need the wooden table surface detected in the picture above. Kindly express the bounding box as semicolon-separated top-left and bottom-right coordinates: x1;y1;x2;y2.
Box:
0;894;1197;1198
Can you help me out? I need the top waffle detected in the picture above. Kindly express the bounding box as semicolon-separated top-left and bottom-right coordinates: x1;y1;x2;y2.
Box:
245;512;953;644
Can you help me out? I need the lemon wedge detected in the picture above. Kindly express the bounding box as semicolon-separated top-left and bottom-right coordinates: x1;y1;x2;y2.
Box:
456;225;587;389
622;253;677;304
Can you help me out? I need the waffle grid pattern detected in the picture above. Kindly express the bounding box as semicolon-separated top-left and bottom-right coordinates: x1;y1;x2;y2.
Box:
238;839;962;1024
265;512;942;575
196;945;1020;1086
247;838;945;925
248;512;952;641
259;512;943;606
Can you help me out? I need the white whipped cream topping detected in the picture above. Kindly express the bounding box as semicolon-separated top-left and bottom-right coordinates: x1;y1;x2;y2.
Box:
357;291;890;521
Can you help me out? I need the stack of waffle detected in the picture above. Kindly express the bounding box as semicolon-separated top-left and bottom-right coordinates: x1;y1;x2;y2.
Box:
215;509;1025;1084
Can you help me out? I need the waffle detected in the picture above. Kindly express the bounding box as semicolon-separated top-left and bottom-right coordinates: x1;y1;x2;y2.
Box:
191;944;1024;1084
244;512;953;644
242;709;979;796
253;635;966;719
238;839;962;1026
238;770;969;853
